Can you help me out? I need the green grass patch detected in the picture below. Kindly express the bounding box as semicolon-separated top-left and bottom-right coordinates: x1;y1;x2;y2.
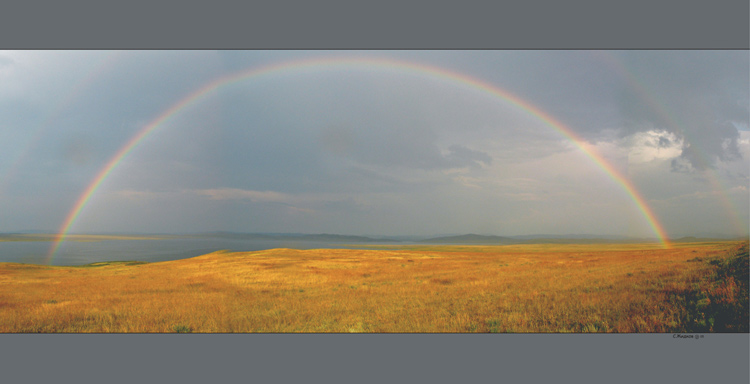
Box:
76;261;148;268
172;324;193;333
669;243;748;332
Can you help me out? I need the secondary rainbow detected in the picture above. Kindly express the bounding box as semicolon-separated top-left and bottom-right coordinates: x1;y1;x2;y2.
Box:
1;51;122;194
593;51;748;236
46;56;672;263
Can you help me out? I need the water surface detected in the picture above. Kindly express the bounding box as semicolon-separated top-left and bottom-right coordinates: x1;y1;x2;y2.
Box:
0;238;394;266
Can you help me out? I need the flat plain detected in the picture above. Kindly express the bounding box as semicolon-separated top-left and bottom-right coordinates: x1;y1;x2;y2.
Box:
0;241;746;333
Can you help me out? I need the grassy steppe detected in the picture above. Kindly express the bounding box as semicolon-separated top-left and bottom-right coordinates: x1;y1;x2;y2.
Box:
0;241;746;333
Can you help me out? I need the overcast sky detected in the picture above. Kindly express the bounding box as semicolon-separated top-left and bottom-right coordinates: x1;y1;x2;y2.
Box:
0;50;747;238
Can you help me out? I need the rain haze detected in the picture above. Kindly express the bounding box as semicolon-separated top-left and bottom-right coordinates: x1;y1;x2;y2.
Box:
0;50;748;239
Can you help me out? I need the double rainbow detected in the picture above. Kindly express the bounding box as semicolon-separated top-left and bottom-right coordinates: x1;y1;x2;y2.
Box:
594;51;747;236
46;56;671;263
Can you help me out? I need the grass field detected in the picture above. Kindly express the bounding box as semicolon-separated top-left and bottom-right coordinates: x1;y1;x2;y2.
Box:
0;241;746;333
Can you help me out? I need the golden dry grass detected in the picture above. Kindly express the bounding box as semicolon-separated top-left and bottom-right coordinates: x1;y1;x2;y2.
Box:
0;241;746;333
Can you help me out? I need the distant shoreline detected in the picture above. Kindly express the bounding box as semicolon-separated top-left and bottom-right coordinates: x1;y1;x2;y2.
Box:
0;234;174;242
2;232;746;244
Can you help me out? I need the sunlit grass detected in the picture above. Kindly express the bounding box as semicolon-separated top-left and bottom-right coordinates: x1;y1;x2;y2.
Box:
0;242;746;333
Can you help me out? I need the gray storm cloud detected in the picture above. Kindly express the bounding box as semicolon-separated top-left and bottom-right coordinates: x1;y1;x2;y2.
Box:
614;51;748;172
0;51;747;237
317;124;493;171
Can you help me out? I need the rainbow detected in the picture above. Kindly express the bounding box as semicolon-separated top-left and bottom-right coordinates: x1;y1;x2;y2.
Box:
46;56;672;262
593;51;748;236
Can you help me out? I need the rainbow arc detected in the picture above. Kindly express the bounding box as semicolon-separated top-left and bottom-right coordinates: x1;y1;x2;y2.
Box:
46;56;672;263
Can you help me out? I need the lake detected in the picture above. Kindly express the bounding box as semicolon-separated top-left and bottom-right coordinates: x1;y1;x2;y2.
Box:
0;237;395;266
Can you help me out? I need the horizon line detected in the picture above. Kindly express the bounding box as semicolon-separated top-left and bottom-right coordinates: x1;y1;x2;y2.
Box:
5;230;747;240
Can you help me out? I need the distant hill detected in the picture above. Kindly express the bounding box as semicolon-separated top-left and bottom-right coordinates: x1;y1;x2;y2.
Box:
418;233;669;245
300;234;397;242
194;232;398;243
507;234;636;240
672;236;748;243
419;234;515;244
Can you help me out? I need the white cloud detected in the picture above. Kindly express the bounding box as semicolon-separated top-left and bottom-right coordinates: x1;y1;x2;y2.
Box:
739;130;750;145
623;130;683;163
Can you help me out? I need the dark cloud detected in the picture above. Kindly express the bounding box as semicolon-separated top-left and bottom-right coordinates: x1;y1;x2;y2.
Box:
318;124;492;172
670;121;742;173
614;51;748;171
444;51;747;172
657;136;671;148
1;51;747;237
